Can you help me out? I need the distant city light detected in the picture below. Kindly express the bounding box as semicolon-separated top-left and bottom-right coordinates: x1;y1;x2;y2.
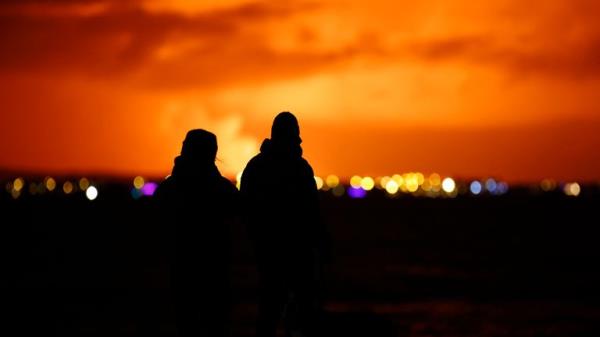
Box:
405;173;419;193
541;179;557;192
45;177;56;192
86;186;98;200
326;175;340;188
497;182;509;195
385;180;399;195
332;184;345;197
347;187;367;199
416;172;425;186
360;177;375;191
470;181;482;195
564;182;581;197
140;182;158;196
13;178;24;192
131;188;142;200
422;179;433;192
314;176;324;190
133;176;145;189
63;181;74;194
350;175;362;188
392;174;404;188
79;178;90;191
429;173;441;187
379;176;391;189
442;177;456;193
485;178;497;193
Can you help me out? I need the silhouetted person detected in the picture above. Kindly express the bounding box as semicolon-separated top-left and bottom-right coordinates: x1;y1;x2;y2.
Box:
155;129;238;337
241;112;329;337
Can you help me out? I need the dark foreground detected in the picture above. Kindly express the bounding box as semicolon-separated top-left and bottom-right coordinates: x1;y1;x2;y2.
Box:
2;184;600;336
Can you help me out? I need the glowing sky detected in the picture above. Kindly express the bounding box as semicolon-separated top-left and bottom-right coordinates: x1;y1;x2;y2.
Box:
1;0;599;182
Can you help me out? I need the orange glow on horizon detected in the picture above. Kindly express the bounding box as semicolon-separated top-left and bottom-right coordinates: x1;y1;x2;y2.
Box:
0;0;599;183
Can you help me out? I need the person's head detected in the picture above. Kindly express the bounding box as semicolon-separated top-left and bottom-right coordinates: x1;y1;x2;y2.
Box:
180;129;217;163
271;111;301;144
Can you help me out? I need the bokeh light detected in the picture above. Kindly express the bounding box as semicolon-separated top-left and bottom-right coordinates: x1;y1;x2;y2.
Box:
379;176;391;189
63;181;74;194
405;173;419;193
564;182;581;197
485;178;497;193
497;182;509;195
141;182;158;196
314;176;324;190
326;175;340;189
541;179;557;192
44;177;56;192
385;180;399;195
442;177;456;193
347;187;367;199
13;178;24;192
429;173;441;187
350;175;362;189
392;174;404;187
470;181;482;195
133;176;145;189
86;186;98;200
79;178;90;191
360;177;375;191
416;172;425;186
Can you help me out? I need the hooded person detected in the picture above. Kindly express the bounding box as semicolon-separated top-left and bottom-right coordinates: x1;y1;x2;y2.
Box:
240;112;329;337
155;129;238;337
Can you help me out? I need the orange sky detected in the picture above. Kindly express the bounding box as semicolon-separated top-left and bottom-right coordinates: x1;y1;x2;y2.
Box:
1;0;599;182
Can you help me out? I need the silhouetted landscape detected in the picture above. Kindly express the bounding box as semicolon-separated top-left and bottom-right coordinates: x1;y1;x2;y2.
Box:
3;177;600;336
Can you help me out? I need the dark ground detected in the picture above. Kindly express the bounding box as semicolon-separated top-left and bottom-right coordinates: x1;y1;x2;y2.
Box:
2;182;600;336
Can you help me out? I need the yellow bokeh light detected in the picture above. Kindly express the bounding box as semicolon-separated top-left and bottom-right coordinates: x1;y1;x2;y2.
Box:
350;175;362;188
380;176;391;189
385;180;399;195
442;177;456;193
429;173;441;186
416;172;425;185
404;173;419;193
360;177;375;191
45;177;56;191
11;189;20;199
13;177;24;192
541;179;556;192
392;174;404;187
63;181;74;194
133;176;145;189
314;176;324;190
564;182;581;197
326;175;339;188
79;178;90;191
421;179;432;192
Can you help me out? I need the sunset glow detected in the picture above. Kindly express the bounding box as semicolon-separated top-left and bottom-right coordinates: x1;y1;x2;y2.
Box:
1;0;599;182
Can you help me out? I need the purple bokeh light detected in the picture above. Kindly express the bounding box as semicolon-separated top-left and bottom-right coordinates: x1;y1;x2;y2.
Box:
140;182;158;196
347;187;366;199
